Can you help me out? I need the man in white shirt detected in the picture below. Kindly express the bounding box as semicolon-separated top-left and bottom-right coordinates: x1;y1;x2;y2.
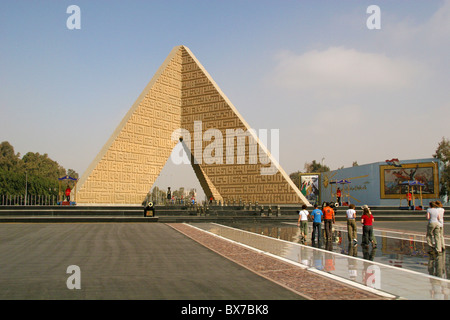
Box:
297;204;310;243
346;204;357;245
436;200;445;252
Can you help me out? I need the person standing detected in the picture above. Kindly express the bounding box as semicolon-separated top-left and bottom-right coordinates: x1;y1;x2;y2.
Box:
297;204;310;243
407;191;412;208
346;204;358;245
167;187;172;205
311;204;323;244
427;201;442;253
361;205;375;248
322;202;335;241
65;186;71;202
336;187;342;206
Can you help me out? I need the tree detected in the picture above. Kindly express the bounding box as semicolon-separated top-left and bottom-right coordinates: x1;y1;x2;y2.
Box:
288;161;330;189
0;141;22;172
67;169;79;179
22;152;66;180
304;160;330;173
151;186;167;204
289;171;302;188
433;137;450;197
0;141;78;198
172;187;185;199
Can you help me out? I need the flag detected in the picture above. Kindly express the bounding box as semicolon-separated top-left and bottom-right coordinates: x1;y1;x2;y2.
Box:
385;158;402;167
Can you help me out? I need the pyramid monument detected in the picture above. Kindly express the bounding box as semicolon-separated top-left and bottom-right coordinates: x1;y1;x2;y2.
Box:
76;45;309;206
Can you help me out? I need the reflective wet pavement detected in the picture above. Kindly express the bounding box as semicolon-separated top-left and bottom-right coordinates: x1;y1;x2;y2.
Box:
193;222;450;300
222;222;449;279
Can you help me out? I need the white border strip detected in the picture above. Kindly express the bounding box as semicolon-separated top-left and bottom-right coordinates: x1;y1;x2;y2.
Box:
185;223;398;299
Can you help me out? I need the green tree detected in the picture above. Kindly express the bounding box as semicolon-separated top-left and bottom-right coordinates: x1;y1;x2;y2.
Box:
289;161;330;189
22;152;66;180
0;141;22;172
151;186;167;204
304;160;330;173
433;137;450;197
66;169;79;179
0;141;78;198
22;152;66;197
172;187;185;199
289;171;301;188
0;170;24;194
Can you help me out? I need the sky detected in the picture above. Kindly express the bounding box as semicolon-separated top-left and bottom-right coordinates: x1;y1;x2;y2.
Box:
1;1;449;200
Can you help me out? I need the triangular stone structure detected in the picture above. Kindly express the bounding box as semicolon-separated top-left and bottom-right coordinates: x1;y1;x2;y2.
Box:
76;45;309;206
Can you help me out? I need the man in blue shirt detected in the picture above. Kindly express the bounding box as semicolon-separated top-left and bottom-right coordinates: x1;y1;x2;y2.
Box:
310;204;323;244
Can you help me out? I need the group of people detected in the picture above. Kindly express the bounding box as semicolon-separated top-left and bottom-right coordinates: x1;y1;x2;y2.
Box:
297;203;334;244
426;200;445;254
297;202;377;248
298;200;447;253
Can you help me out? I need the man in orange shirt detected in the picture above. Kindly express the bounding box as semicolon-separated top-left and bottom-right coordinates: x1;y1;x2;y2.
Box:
322;202;335;241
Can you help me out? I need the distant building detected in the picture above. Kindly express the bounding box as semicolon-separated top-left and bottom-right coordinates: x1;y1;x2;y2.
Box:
317;158;441;207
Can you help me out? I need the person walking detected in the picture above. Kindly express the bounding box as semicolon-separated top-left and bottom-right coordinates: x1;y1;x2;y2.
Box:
322;202;335;241
310;204;323;244
436;200;445;251
427;201;442;253
297;204;310;243
346;204;358;245
361;205;375;248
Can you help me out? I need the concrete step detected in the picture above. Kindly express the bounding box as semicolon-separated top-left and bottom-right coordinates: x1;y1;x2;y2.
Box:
0;205;440;223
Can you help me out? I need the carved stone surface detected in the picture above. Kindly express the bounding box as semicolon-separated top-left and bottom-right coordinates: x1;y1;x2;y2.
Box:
76;46;309;206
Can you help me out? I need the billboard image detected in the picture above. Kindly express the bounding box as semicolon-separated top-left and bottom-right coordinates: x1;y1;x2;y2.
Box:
299;174;320;204
380;162;439;199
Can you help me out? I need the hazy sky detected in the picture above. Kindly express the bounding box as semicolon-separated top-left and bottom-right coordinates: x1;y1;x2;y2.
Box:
1;1;449;199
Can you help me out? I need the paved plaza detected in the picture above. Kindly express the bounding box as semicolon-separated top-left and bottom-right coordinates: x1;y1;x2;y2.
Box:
0;223;304;300
0;220;448;302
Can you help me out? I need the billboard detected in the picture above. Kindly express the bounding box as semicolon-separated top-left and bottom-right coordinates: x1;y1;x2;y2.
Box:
379;162;439;199
299;173;321;204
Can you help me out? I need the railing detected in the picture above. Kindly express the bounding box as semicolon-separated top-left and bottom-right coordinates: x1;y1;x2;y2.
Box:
0;195;60;206
0;195;195;206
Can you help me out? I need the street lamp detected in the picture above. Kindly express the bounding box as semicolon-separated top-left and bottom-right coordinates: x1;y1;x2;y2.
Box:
25;170;27;206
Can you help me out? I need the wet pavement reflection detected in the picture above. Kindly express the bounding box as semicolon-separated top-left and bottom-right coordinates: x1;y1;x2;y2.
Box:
219;222;449;280
193;222;450;299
